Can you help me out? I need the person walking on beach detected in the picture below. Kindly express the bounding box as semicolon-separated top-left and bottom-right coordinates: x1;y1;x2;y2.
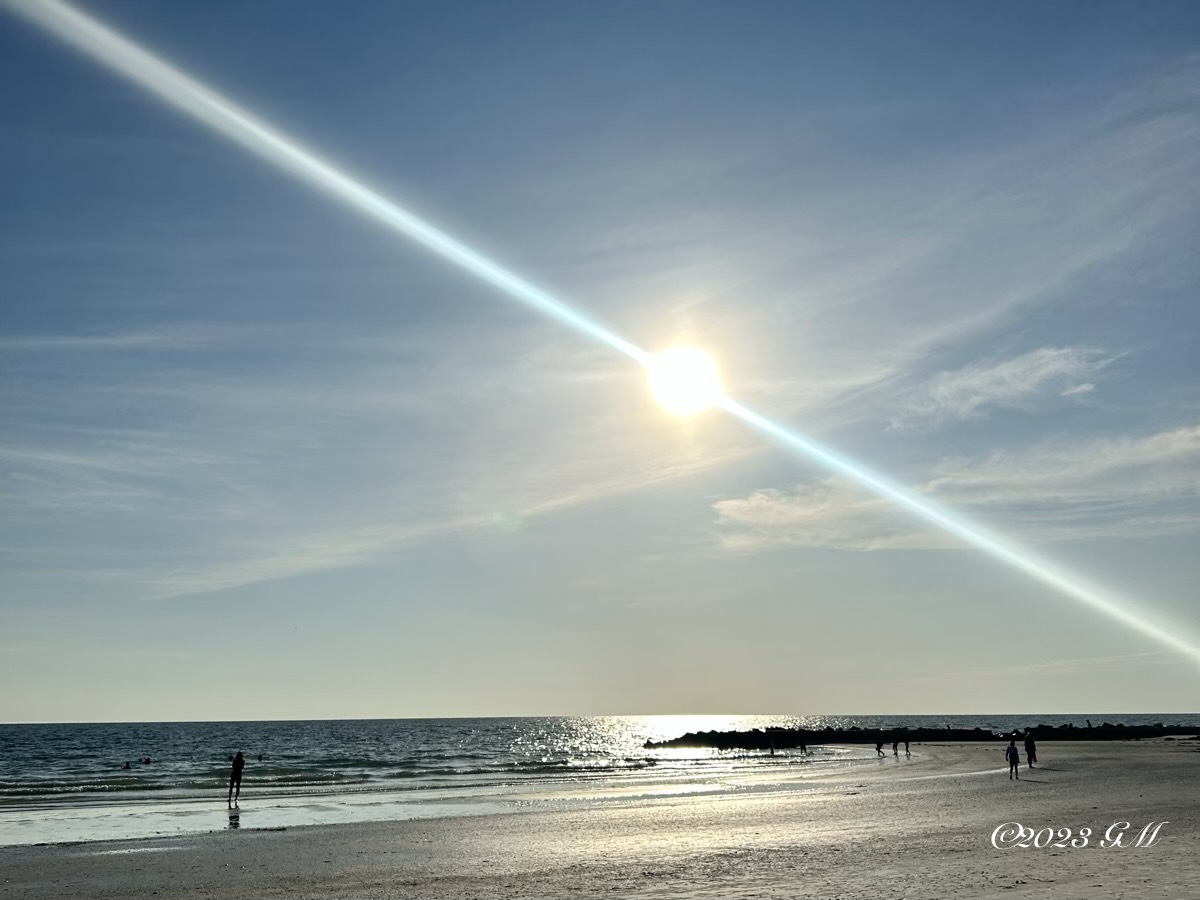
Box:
892;740;899;757
904;739;911;758
1005;741;1020;780
1024;733;1037;768
875;741;884;757
228;751;245;805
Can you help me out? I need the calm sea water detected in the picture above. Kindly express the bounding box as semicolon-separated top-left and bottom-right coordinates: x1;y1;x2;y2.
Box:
0;714;1193;846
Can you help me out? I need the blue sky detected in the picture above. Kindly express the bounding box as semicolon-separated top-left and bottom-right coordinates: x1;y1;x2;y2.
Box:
2;0;1198;721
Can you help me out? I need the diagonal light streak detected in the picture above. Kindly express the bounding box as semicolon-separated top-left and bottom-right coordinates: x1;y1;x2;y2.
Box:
1;0;647;366
719;399;1200;663
6;0;1198;665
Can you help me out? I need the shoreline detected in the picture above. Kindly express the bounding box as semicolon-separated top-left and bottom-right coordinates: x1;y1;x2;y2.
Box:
0;745;885;849
3;740;1196;898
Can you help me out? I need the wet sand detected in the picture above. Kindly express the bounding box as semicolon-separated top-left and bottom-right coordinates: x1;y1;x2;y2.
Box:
2;740;1196;899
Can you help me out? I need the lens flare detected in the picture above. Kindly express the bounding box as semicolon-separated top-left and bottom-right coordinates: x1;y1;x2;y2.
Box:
718;398;1200;663
6;0;1197;666
0;0;647;368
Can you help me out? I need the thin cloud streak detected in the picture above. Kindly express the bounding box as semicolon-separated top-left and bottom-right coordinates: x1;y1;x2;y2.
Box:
894;347;1114;426
145;447;748;599
714;425;1200;551
0;325;237;351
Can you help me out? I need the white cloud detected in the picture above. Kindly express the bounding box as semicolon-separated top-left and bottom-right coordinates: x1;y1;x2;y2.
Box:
895;347;1113;426
715;425;1200;551
1060;383;1095;397
713;479;952;552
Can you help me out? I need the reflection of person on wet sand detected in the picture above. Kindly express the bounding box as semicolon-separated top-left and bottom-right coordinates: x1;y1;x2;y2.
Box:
228;751;245;805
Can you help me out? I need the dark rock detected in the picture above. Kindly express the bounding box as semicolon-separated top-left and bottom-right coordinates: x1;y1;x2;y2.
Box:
642;721;1200;751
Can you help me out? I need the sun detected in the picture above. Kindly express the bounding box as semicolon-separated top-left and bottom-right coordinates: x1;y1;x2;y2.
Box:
647;347;724;416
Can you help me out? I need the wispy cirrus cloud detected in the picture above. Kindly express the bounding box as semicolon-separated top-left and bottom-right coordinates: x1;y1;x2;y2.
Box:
893;346;1115;427
138;469;678;599
0;320;755;598
714;425;1200;551
4;53;1198;608
705;59;1200;434
0;324;245;351
925;425;1200;509
713;479;946;552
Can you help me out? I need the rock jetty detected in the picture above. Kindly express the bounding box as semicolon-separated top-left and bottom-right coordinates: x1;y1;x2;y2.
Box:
643;722;1200;751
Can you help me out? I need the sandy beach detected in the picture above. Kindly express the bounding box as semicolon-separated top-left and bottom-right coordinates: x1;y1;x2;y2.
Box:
2;739;1196;899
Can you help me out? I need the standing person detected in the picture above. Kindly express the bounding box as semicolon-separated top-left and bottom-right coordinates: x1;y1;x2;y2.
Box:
227;751;246;805
904;739;911;758
891;740;899;757
1024;733;1037;768
1005;741;1020;780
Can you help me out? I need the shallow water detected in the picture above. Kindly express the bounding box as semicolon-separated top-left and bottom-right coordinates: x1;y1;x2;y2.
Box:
1;713;1191;845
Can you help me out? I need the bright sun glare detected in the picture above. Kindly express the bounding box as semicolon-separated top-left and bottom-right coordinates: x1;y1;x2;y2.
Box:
647;347;724;416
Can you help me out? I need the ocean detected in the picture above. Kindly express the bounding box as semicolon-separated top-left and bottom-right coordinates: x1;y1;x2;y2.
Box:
1;714;1192;846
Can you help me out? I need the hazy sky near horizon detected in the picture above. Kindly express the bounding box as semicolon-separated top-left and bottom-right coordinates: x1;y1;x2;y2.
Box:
2;0;1199;722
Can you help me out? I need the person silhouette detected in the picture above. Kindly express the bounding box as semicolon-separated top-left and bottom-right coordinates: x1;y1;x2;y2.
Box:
1005;741;1020;780
875;741;884;757
228;751;245;805
1024;733;1037;768
904;739;911;758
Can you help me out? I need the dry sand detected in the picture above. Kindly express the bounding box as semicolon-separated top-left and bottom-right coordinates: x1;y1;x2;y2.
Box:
2;740;1197;899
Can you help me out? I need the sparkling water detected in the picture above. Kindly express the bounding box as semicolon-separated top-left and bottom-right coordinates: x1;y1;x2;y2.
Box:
1;714;1192;845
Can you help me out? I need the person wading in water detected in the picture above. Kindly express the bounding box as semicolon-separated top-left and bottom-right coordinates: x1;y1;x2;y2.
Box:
228;751;246;805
